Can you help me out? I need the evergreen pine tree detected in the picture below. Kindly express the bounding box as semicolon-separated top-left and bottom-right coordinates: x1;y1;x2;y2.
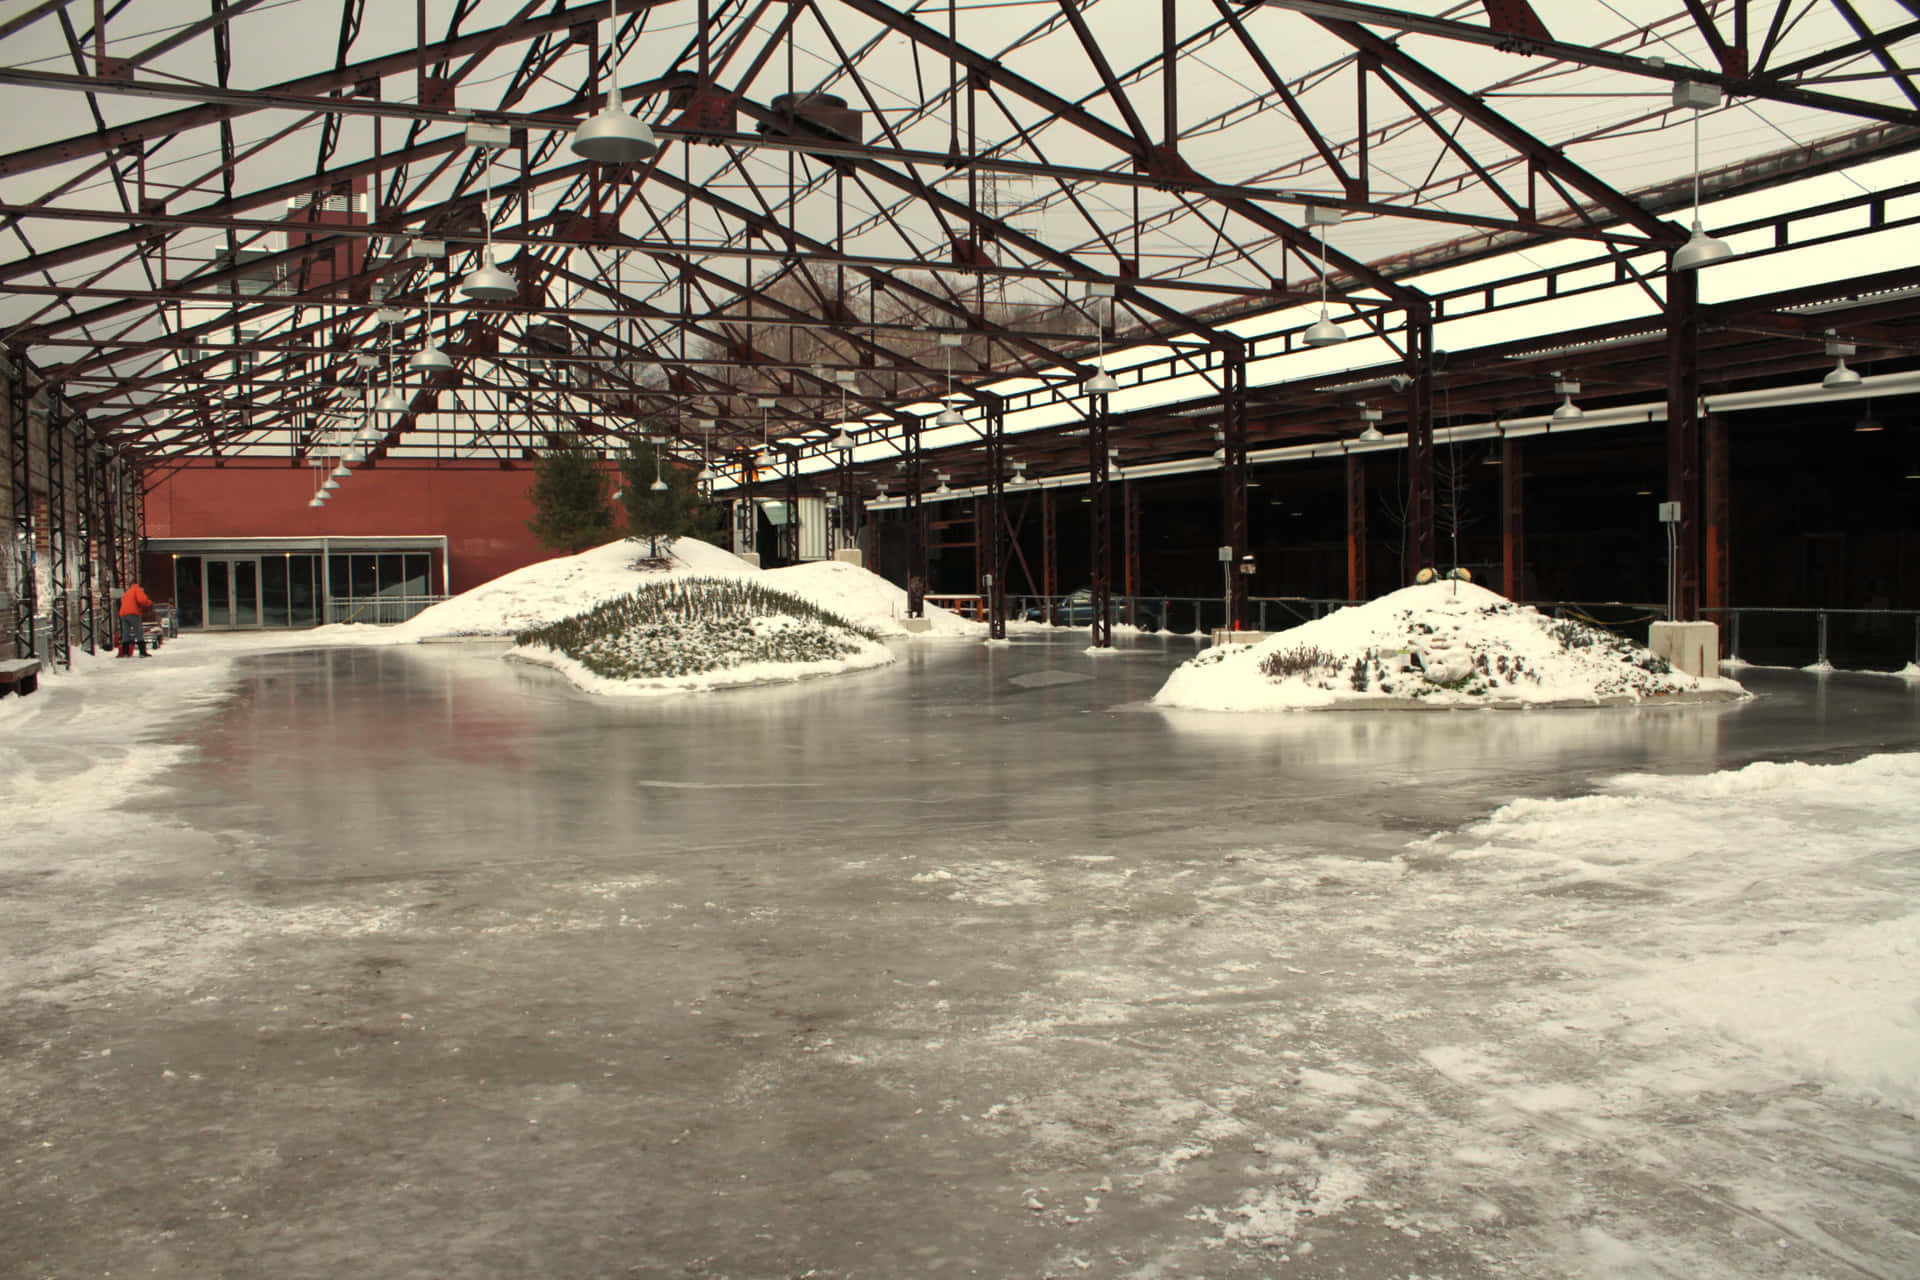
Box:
619;438;723;559
526;437;614;554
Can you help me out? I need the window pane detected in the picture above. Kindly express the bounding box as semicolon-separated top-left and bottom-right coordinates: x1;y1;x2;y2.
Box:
377;554;404;597
260;555;289;627
173;557;203;629
350;554;377;598
205;560;231;627
329;553;350;601
290;555;319;627
404;554;429;598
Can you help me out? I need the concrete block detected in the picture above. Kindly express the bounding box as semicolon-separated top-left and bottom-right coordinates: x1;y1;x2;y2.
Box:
834;548;864;568
901;617;934;634
1211;629;1266;647
1651;620;1718;677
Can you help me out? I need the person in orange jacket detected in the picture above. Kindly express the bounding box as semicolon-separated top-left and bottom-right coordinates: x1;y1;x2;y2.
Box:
117;582;153;658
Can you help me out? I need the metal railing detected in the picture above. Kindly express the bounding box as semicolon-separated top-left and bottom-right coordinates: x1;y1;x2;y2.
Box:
324;594;447;626
1704;606;1920;672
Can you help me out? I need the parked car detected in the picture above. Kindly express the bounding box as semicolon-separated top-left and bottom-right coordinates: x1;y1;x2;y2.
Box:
1025;587;1162;631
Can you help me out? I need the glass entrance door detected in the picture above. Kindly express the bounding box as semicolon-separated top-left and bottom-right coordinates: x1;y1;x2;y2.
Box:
203;558;262;628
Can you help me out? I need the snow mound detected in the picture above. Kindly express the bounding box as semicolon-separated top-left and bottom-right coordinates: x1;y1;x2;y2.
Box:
390;538;755;640
1153;581;1747;711
764;559;982;637
508;576;894;697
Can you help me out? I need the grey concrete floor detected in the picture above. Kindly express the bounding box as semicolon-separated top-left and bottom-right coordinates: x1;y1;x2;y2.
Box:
6;635;1920;1279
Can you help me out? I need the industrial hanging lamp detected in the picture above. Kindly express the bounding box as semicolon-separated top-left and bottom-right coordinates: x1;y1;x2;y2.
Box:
1356;405;1385;442
649;437;669;492
569;0;658;164
1552;376;1584;422
411;293;455;373
1083;283;1118;393
934;471;952;495
696;417;715;483
459;141;518;302
1823;336;1864;389
1304;208;1347;348
1670;82;1733;272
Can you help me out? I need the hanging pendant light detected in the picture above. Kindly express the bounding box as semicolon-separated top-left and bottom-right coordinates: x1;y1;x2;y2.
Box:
1357;423;1386;442
376;387;408;415
1553;377;1585;422
934;472;951;495
936;404;964;428
330;463;351;479
1084;283;1119;393
831;427;854;450
648;438;669;491
1356;405;1385;442
570;0;658;163
1823;338;1863;389
459;252;517;302
1671;83;1733;272
1303;216;1347;347
411;341;453;374
322;477;340;493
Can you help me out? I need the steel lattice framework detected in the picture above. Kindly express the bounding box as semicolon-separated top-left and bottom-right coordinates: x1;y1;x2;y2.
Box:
3;0;1920;624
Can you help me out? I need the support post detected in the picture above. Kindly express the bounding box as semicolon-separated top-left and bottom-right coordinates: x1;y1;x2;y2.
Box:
1088;391;1113;648
782;448;800;564
8;359;36;659
79;440;96;654
1704;411;1730;641
1666;272;1702;620
1123;477;1141;625
1406;304;1436;579
983;399;1007;639
1501;436;1525;600
906;416;925;616
47;404;70;670
1221;346;1250;629
1345;453;1366;601
1041;484;1057;622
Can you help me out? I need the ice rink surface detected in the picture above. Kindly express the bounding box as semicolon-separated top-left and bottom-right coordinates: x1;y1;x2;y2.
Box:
5;632;1919;1278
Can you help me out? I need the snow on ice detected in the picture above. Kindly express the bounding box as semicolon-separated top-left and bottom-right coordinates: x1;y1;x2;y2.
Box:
1153;580;1748;711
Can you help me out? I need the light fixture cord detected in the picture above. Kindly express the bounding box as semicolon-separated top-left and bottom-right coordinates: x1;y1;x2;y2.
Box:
1692;108;1703;225
1317;223;1329;312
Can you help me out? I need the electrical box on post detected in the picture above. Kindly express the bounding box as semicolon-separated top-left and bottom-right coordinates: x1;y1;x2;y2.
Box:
1658;501;1682;524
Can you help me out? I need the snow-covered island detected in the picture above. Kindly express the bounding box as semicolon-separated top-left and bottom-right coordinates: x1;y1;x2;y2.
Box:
1154;580;1748;711
385;537;979;696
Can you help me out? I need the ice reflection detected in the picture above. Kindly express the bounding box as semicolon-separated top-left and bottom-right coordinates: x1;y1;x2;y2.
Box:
1153;701;1738;771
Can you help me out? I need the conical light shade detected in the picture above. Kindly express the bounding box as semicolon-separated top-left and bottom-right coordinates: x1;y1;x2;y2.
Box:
649;477;669;492
1083;369;1118;394
569;109;659;163
321;478;339;492
1823;359;1863;389
307;496;323;508
697;464;715;482
829;430;853;450
1672;221;1733;272
459;259;518;302
1304;311;1346;347
935;481;951;495
936;408;964;428
1357;425;1385;442
330;463;351;478
410;343;454;373
1553;396;1584;422
376;388;408;415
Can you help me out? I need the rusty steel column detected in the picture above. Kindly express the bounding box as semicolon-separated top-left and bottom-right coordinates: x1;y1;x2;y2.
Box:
78;438;96;655
1406;305;1436;579
1221;347;1250;630
905;415;925;616
8;358;36;659
1501;437;1525;600
1345;453;1367;601
782;448;800;564
1667;272;1702;620
984;399;1007;640
47;403;70;669
1087;390;1113;649
1040;484;1057;623
1123;477;1141;626
1704;412;1730;636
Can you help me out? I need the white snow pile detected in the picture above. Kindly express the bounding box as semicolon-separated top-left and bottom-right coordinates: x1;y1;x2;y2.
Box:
391;537;755;640
1154;580;1747;711
507;576;895;697
389;538;981;643
763;558;979;637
